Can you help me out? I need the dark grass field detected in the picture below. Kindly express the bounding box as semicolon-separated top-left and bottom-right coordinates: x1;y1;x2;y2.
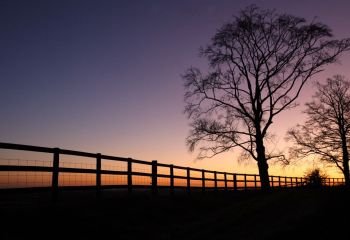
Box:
1;187;349;240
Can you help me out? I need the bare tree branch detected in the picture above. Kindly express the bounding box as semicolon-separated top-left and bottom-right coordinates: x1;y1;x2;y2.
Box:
184;5;350;190
287;76;350;186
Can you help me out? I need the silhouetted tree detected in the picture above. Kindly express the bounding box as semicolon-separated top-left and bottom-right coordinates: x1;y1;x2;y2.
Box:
288;75;350;187
183;5;350;190
304;168;328;188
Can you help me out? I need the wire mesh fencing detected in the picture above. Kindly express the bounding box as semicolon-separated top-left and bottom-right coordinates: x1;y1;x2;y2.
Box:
0;142;346;194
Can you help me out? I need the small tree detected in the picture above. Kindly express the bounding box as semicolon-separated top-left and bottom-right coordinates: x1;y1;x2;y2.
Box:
287;75;350;187
183;5;350;190
304;168;328;188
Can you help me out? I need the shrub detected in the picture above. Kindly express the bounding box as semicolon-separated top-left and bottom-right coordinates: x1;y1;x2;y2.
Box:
304;168;328;188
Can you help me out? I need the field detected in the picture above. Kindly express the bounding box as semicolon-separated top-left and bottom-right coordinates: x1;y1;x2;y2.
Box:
1;187;349;240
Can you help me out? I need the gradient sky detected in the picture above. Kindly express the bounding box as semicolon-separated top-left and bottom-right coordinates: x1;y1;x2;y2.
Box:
1;0;350;177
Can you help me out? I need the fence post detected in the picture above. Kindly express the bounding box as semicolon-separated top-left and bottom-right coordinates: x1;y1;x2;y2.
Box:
187;168;191;194
296;177;299;187
244;174;247;191
214;171;218;191
152;160;158;195
233;174;237;191
170;164;174;196
52;148;60;201
271;176;274;188
127;158;132;194
290;177;293;188
278;176;281;188
254;175;257;189
96;153;102;197
284;177;287;188
202;170;205;193
224;173;227;191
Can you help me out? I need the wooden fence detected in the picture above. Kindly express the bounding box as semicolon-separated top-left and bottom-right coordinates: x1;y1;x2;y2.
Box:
0;142;345;195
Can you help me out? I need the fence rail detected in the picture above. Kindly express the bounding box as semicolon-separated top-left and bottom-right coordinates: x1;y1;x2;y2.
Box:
0;142;345;196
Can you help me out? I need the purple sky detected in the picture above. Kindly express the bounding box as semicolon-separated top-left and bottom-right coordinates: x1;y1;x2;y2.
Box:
1;0;350;176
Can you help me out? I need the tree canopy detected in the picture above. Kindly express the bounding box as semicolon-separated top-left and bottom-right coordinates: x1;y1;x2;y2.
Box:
288;75;350;186
183;5;350;189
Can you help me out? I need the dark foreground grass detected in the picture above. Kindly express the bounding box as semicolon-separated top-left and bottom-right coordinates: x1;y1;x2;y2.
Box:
1;187;349;240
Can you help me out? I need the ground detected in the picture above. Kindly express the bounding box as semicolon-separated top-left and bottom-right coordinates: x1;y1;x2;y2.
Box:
1;187;349;239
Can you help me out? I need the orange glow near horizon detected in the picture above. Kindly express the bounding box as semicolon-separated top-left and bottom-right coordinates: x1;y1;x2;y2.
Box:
2;1;350;189
0;147;345;189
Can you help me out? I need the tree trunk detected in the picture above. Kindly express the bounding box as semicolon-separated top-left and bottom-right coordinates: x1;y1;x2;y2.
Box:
343;144;350;188
256;135;270;191
341;139;350;187
343;159;350;188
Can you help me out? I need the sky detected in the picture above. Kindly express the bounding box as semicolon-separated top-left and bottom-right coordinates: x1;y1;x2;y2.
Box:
1;0;350;177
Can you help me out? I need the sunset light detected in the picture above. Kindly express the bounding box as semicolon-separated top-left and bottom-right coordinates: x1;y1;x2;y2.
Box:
2;1;350;179
1;1;350;239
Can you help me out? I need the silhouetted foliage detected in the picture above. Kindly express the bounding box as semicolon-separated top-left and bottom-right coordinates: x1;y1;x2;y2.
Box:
304;168;328;188
183;5;350;190
288;76;350;187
